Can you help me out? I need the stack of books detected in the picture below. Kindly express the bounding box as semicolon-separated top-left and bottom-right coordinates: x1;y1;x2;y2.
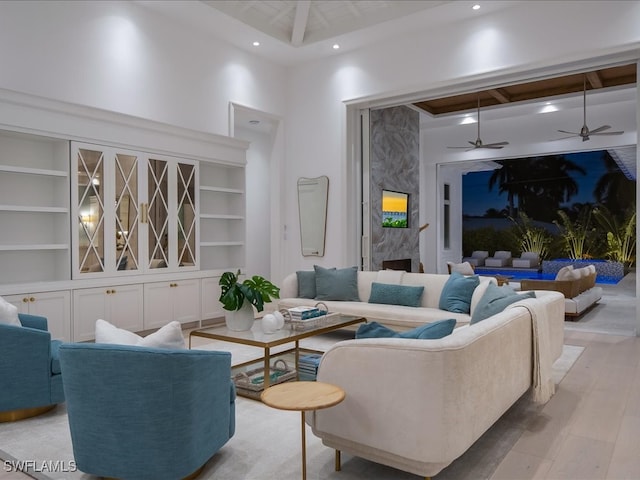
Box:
298;353;322;381
288;306;325;321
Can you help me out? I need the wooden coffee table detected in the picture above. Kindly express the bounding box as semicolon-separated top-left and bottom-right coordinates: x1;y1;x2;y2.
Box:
189;313;365;398
261;381;345;480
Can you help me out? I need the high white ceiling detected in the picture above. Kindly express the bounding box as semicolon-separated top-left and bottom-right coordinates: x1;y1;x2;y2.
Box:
136;0;522;66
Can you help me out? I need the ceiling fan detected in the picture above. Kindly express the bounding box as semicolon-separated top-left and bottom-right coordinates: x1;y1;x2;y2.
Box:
447;97;509;151
557;76;624;141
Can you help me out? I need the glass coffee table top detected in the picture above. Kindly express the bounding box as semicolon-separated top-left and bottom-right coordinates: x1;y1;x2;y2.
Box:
189;313;365;348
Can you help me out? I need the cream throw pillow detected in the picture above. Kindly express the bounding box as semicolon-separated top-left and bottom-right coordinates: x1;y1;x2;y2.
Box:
0;296;20;326
555;265;575;281
448;261;475;275
95;319;186;349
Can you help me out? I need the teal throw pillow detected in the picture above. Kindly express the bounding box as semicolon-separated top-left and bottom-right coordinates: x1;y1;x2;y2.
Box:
314;265;360;301
368;282;424;307
470;283;536;324
356;319;456;340
296;270;318;299
355;321;397;338
439;272;480;314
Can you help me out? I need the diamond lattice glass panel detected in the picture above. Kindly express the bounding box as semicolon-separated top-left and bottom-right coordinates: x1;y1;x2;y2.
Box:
77;149;105;273
115;154;139;272
148;158;169;269
177;163;196;266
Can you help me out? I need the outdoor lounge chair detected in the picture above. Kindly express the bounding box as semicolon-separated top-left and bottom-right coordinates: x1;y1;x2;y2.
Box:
461;250;489;267
485;251;513;267
512;252;540;269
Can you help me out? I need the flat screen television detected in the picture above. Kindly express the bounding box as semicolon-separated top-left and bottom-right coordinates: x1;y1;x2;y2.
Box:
382;190;409;228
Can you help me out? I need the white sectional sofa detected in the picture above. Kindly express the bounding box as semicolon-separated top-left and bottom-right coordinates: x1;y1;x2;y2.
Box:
278;269;563;342
308;291;565;478
279;270;496;328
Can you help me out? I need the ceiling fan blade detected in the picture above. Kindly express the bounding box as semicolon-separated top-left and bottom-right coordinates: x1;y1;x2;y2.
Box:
478;145;506;149
552;135;579;141
591;130;624;136
588;125;611;134
557;129;579;136
483;141;509;147
447;146;473;149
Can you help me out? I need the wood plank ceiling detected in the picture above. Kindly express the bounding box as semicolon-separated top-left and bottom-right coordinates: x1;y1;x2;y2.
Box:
413;64;637;116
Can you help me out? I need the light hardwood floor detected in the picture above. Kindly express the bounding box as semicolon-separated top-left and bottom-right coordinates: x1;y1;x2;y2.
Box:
2;330;639;479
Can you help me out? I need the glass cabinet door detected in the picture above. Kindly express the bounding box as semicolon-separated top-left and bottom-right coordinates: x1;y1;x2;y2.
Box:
77;147;105;273
146;158;198;270
73;142;198;277
177;162;197;267
147;158;169;270
114;153;139;272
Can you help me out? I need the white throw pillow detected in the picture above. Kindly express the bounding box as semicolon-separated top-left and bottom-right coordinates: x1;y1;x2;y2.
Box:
555;265;574;281
95;319;142;345
448;261;475;275
94;319;185;349
0;296;21;326
137;321;185;350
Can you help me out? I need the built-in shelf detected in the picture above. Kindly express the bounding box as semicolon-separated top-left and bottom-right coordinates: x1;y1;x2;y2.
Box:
200;241;245;247
0;244;69;251
0;165;68;177
200;186;243;194
0;205;68;213
200;214;244;220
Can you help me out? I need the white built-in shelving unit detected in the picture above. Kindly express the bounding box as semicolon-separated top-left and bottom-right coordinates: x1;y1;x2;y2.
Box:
199;162;246;270
0;88;248;341
0;130;70;284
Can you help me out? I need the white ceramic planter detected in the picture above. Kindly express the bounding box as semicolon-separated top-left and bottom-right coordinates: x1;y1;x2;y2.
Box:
224;302;255;331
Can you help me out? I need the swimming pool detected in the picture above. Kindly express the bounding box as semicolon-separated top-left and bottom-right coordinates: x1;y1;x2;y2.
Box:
474;267;621;285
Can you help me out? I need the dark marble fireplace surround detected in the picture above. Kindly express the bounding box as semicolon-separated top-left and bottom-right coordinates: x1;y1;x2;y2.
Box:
382;258;412;272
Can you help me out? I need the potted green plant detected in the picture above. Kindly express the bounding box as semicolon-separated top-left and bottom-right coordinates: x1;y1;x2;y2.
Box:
219;270;280;331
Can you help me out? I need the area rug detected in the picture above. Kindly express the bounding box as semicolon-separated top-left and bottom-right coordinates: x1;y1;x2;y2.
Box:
0;341;584;480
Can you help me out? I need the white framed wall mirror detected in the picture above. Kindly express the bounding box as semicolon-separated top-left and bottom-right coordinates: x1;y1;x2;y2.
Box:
297;176;329;256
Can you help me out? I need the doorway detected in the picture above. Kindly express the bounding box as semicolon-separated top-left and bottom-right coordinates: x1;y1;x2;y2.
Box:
230;103;284;282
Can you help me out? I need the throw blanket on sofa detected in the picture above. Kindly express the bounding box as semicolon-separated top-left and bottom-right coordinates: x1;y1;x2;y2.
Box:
507;298;556;404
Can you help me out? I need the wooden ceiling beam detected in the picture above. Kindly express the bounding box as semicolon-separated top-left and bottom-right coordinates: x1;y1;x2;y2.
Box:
412;64;636;116
586;71;603;89
488;88;511;104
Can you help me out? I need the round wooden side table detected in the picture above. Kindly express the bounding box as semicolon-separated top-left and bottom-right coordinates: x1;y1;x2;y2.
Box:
261;381;345;480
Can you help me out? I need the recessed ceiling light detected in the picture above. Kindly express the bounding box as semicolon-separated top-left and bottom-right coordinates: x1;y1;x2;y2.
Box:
472;4;481;10
252;41;260;47
540;103;558;113
332;44;340;50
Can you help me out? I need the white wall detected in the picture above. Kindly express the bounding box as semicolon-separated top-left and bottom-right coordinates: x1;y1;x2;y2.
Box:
0;0;286;136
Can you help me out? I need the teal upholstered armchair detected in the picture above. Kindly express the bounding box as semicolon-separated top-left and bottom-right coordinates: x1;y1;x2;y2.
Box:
59;343;236;480
0;313;65;422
